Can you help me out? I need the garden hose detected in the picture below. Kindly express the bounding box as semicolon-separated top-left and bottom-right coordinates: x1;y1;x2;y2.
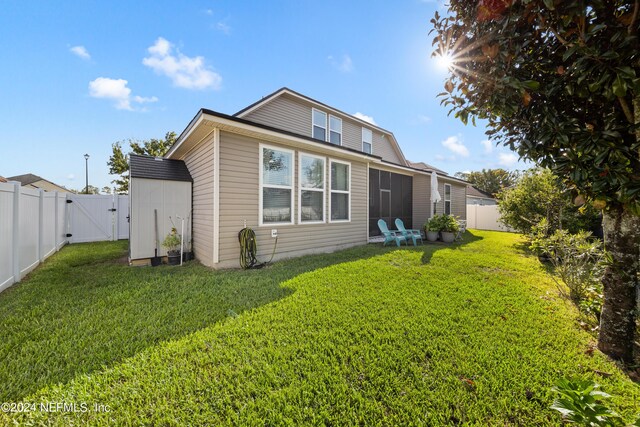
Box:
238;227;278;269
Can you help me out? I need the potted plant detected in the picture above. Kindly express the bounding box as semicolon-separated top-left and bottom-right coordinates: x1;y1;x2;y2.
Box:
424;215;442;242
440;214;460;243
162;228;182;265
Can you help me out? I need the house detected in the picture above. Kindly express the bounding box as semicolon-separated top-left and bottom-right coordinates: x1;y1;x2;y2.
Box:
466;185;497;206
7;173;70;193
130;88;467;268
0;176;7;183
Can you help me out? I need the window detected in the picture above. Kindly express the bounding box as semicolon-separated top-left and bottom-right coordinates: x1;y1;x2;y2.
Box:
329;115;342;145
312;109;327;141
329;160;350;222
362;128;372;154
260;145;294;225
444;184;451;215
299;153;325;223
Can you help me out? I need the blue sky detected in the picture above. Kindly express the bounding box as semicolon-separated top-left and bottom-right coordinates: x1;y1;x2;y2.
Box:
0;0;527;192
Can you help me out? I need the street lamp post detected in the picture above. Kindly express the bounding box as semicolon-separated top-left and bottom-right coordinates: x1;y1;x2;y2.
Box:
84;154;90;194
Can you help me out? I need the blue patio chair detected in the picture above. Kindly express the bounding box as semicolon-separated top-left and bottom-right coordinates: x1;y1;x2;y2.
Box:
395;218;423;246
377;219;408;247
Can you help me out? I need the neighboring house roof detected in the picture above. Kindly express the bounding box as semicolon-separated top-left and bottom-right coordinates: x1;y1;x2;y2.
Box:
233;87;409;166
466;185;495;199
0;176;7;183
129;154;193;182
7;173;69;192
407;161;448;175
7;173;45;186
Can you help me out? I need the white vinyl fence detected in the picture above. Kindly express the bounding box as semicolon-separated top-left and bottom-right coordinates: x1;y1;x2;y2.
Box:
0;182;129;293
466;204;513;232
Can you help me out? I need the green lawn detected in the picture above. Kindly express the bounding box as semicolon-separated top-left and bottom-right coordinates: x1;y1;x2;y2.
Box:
1;231;638;425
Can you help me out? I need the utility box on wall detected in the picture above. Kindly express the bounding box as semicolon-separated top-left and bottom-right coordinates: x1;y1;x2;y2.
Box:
129;155;193;264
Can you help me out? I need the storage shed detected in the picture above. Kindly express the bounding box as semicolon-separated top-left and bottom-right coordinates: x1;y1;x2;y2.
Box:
129;154;192;264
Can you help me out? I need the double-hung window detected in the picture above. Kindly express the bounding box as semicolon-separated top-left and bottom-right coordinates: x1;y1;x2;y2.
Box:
444;184;451;215
362;127;372;154
312;109;327;141
260;145;294;225
299;153;325;223
329;115;342;145
329;160;350;222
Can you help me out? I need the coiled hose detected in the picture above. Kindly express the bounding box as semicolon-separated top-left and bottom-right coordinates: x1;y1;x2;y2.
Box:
238;227;277;269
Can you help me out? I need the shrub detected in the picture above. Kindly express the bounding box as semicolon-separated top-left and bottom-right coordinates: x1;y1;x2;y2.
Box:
424;214;460;233
529;225;604;316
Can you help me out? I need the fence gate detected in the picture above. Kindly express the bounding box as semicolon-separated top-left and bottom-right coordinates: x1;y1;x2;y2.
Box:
68;194;129;243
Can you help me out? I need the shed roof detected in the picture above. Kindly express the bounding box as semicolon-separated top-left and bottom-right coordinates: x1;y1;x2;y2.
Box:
129;154;192;182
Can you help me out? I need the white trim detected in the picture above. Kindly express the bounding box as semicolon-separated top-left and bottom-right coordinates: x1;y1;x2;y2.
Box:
213;128;220;264
259;143;295;226
362;127;373;154
329;115;342;146
165;113;205;157
298;152;326;225
312;108;327;141
444;183;452;215
328;159;351;223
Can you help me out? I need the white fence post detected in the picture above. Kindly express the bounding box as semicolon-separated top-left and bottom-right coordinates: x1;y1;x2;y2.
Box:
12;182;20;283
38;189;44;263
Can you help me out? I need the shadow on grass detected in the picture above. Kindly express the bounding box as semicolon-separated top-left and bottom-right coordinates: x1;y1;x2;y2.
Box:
0;240;405;401
420;230;484;265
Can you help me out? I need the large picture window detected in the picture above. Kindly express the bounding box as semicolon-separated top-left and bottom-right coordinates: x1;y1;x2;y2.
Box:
260;145;294;225
312;109;327;141
299;153;325;223
444;183;451;215
329;160;350;222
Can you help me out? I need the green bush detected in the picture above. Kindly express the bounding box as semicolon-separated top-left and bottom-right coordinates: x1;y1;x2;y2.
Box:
424;214;460;233
529;223;604;319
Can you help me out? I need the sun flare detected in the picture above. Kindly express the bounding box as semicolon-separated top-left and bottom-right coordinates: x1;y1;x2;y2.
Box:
435;52;454;70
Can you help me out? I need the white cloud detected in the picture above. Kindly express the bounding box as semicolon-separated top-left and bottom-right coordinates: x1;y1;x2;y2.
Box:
216;21;231;34
353;112;376;125
498;152;519;167
441;135;470;157
70;45;91;60
143;37;222;90
204;9;213;15
88;77;158;111
328;54;353;73
133;95;159;104
418;114;432;124
67;174;76;181
481;139;493;154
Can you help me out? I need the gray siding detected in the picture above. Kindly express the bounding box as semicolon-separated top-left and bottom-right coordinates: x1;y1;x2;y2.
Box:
412;174;430;231
182;135;215;266
242;95;309;137
243;94;403;164
434;181;466;220
217;131;368;268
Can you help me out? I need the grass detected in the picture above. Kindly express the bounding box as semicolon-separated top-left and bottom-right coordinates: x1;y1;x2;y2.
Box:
0;230;638;425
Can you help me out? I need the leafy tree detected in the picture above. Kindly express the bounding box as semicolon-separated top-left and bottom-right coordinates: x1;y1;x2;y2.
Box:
455;168;519;195
101;186;112;195
431;1;640;361
497;168;600;235
108;131;176;193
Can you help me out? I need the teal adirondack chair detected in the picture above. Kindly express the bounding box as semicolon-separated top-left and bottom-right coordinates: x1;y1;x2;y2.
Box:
395;218;423;246
377;219;408;247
